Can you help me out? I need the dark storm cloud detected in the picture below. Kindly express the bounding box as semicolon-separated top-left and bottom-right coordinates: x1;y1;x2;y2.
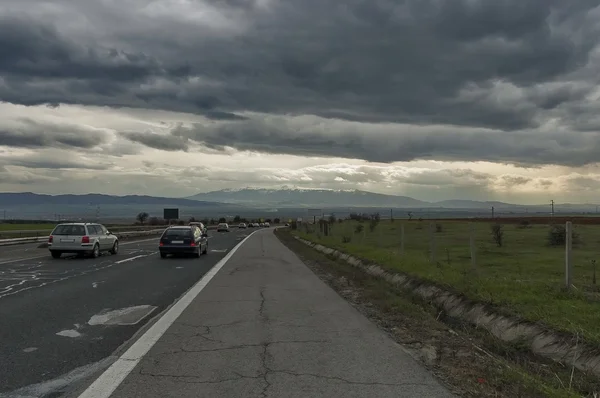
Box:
170;118;600;167
1;118;108;149
1;0;598;131
1;0;600;168
0;16;161;81
120;131;189;152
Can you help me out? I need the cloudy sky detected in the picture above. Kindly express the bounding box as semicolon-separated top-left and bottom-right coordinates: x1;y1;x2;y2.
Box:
2;0;600;204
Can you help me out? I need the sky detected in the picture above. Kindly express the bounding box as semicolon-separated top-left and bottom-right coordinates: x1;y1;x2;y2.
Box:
1;1;600;204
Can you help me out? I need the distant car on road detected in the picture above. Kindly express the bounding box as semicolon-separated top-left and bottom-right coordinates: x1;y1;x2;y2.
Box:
264;222;270;227
217;223;230;232
159;225;207;258
48;223;118;259
238;223;247;229
189;221;208;236
259;223;265;227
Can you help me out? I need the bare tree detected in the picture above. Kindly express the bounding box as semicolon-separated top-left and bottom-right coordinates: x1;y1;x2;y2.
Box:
136;212;149;225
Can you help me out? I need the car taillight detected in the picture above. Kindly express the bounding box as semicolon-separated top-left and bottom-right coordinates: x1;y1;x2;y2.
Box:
81;236;90;244
190;242;196;246
159;241;164;246
48;235;53;243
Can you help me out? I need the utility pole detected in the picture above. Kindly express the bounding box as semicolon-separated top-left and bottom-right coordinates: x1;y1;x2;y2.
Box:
390;208;393;222
551;200;555;217
491;206;495;219
96;205;100;222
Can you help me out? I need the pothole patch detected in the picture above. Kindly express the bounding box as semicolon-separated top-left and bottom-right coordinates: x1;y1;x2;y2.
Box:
56;329;82;338
88;305;157;326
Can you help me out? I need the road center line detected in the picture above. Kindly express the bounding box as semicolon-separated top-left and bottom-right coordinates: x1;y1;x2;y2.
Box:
0;255;47;265
114;255;148;264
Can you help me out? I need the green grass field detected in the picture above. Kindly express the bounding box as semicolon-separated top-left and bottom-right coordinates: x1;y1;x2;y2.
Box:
294;219;600;344
0;223;55;231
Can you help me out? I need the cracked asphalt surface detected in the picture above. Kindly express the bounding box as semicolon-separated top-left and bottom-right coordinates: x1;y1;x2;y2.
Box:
109;229;454;397
0;229;250;396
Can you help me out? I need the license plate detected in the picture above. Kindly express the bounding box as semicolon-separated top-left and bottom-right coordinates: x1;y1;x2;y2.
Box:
61;239;75;243
171;240;184;244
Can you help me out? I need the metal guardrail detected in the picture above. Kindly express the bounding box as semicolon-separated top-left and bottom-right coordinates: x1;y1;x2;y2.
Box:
0;225;162;239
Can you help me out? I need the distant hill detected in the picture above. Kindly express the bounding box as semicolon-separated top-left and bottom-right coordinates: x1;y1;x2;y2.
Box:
0;192;239;220
2;190;598;221
0;192;223;207
187;187;427;208
187;187;599;213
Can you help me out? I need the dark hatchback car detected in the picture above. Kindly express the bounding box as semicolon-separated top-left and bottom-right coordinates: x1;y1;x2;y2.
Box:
159;226;208;258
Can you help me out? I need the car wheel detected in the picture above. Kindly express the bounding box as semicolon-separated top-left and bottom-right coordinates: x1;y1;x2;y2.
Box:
110;240;119;255
160;252;167;258
50;250;61;259
202;242;208;255
91;244;100;258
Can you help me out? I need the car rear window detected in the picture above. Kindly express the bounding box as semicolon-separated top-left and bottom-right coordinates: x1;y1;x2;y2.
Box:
164;228;192;237
52;225;86;235
218;223;227;227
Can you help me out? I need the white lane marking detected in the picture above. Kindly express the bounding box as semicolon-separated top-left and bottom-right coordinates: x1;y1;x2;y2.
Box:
114;254;147;264
0;238;160;266
78;230;258;398
210;249;227;253
0;255;47;265
23;347;38;353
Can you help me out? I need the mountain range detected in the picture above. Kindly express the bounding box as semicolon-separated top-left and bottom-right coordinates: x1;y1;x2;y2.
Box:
187;187;596;211
1;188;598;221
0;192;221;207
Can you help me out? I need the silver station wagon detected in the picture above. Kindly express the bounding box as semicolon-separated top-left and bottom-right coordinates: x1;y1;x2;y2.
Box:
48;223;119;259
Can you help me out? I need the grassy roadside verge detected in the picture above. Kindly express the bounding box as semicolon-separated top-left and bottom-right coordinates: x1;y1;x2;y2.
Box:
275;228;597;398
296;219;600;345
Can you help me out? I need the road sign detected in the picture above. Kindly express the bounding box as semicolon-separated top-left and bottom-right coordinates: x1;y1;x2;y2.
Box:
163;208;179;220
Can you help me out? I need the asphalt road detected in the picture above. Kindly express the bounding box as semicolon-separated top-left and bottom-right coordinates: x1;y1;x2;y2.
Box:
77;229;453;398
0;228;253;396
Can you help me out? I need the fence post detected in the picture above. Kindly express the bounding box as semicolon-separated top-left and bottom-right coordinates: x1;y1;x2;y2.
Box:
429;222;436;262
469;223;476;270
565;221;572;290
400;224;405;255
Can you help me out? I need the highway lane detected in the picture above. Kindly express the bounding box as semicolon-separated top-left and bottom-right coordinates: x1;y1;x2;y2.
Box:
0;228;252;396
0;242;49;262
